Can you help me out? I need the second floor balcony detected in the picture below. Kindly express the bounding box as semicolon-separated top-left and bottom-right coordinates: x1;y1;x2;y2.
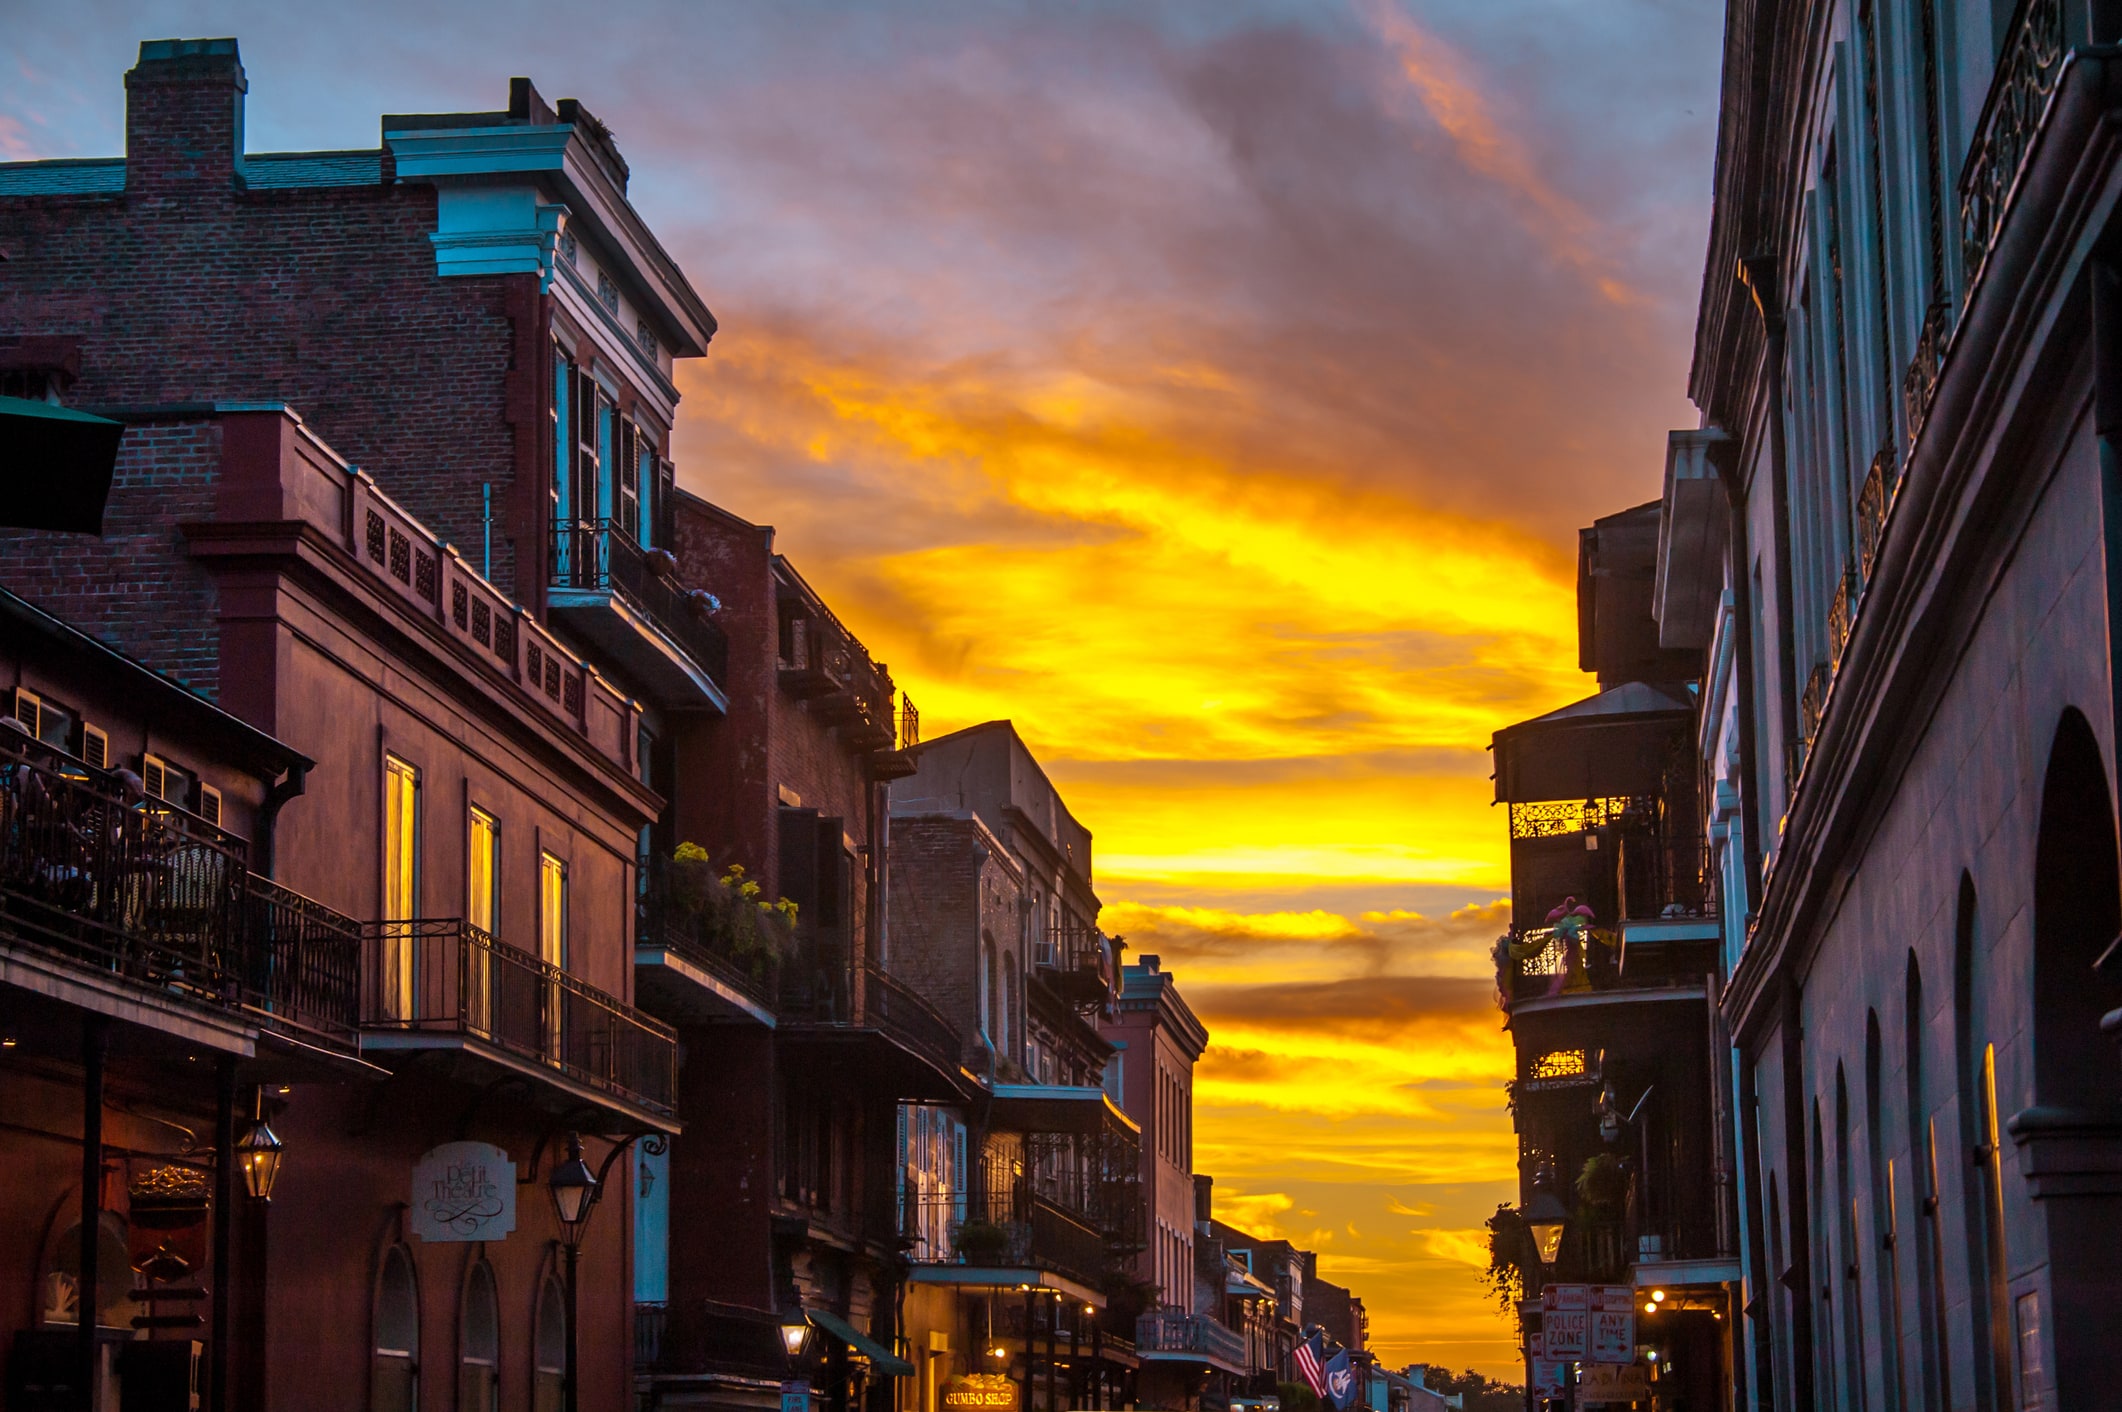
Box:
549;519;729;710
360;918;677;1128
903;1184;1120;1302
776;956;966;1102
1135;1310;1249;1376
1;733;361;1056
1033;919;1114;1008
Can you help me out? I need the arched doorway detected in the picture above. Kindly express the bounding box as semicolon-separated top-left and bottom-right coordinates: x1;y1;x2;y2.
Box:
2032;707;2122;1102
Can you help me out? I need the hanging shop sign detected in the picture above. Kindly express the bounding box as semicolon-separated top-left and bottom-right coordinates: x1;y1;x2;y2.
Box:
1578;1362;1651;1403
781;1382;813;1412
410;1142;516;1242
942;1375;1020;1412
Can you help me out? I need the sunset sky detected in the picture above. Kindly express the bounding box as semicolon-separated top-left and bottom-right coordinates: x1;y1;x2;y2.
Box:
6;1;1723;1377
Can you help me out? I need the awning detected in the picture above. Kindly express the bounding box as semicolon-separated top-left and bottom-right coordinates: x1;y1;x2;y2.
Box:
0;395;124;534
804;1308;915;1377
988;1083;1140;1138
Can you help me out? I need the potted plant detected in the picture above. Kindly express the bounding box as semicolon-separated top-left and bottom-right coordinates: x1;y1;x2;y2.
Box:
953;1218;1011;1265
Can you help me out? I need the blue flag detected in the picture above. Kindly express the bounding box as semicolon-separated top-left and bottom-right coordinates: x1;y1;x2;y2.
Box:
1322;1349;1359;1412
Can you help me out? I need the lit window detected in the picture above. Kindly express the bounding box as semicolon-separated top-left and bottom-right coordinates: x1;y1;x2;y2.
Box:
532;1274;565;1412
381;757;421;1021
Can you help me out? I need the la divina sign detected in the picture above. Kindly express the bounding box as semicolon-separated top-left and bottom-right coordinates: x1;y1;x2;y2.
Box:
941;1375;1018;1412
411;1141;517;1242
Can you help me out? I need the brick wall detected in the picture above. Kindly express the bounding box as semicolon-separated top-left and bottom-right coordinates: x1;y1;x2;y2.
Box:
0;101;537;596
0;417;223;695
889;813;1028;1069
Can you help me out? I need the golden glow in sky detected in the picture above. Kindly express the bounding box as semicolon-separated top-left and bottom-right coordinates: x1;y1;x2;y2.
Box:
5;0;1723;1381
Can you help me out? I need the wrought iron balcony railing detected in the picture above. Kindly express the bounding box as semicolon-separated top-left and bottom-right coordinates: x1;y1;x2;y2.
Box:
902;1187;1114;1285
361;918;677;1117
1135;1310;1248;1369
550;519;730;687
636;856;785;1011
0;733;360;1046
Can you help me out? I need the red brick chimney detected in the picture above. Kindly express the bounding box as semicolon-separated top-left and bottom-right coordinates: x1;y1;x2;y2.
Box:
124;38;246;195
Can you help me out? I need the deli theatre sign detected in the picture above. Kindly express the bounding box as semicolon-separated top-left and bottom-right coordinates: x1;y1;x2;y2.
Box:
411;1142;517;1242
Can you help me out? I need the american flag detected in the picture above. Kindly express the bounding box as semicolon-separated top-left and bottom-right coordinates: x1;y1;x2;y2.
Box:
1292;1329;1328;1397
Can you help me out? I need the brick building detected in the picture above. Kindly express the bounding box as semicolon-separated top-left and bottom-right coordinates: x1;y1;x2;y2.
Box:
633;495;961;1412
887;726;1142;1412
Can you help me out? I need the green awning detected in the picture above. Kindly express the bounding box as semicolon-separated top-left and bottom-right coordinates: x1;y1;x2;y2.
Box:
0;395;125;534
805;1308;915;1377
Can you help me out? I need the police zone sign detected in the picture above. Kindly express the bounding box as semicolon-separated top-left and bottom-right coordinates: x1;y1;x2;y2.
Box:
1539;1285;1635;1364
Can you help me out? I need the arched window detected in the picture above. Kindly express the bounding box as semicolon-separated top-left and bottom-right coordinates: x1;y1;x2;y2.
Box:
1905;952;1950;1412
1864;1011;1904;1412
1832;1066;1868;1412
373;1245;419;1412
1956;872;2013;1411
532;1272;566;1412
38;1212;138;1333
460;1258;499;1412
979;934;994;1042
1002;952;1019;1061
1000;952;1016;1060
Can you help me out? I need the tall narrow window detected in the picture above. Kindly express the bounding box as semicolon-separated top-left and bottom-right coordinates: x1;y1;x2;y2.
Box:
459;1259;498;1412
636;438;656;549
618;419;641;541
595;395;616;523
575;371;602;547
979;936;994;1041
1000;952;1016;1060
1906;953;1951;1412
372;1245;419;1412
1958;874;2015;1410
540;852;568;1060
382;757;420;1021
552;345;574;584
532;1275;565;1412
1865;1012;1905;1412
467;808;500;1036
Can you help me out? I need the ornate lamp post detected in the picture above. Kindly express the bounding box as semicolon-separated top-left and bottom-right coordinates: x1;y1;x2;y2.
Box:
547;1134;599;1412
1521;1164;1570;1268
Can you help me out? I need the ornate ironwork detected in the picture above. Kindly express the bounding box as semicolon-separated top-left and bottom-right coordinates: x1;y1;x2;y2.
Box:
1857;442;1895;578
1959;0;2066;301
1800;662;1831;756
1828;566;1859;670
1528;1048;1587;1082
1508;796;1643;840
1902;298;1953;446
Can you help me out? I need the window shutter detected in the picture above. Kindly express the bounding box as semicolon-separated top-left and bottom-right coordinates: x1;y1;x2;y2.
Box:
198;785;223;828
141;754;168;801
11;689;40;741
81;724;109;771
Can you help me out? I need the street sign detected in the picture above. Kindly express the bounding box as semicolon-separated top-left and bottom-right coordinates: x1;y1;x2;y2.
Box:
1540;1284;1589;1360
1527;1334;1568;1401
1588;1285;1636;1364
781;1382;813;1412
1579;1363;1651;1403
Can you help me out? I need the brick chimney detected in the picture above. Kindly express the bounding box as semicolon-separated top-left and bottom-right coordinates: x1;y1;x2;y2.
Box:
125;38;246;195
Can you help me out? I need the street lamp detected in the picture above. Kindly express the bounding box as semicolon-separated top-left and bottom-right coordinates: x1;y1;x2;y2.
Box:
1521;1165;1570;1267
781;1310;813;1361
548;1134;600;1412
234;1094;285;1201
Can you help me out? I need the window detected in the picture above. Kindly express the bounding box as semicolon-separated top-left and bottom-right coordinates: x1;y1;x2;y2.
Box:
459;1259;498;1412
532;1274;565;1412
617;419;642;542
1000;952;1016;1060
551;344;572;531
979;936;994;1041
636;1138;671;1304
382;756;420;1021
540;851;567;1057
467;808;500;1035
373;1245;419;1412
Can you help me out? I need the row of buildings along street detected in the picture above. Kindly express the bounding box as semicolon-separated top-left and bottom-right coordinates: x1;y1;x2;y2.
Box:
1487;0;2122;1408
0;39;1450;1412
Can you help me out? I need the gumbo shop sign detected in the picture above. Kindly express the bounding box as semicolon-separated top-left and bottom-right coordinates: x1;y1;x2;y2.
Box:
411;1142;517;1242
942;1376;1019;1412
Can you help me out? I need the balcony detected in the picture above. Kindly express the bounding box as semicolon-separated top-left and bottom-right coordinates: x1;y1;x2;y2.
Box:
548;519;729;711
639;1299;792;1382
634;856;783;1027
778;610;899;753
1135;1310;1249;1376
359;919;677;1128
1033;920;1113;1007
0;733;361;1056
903;1187;1115;1301
775;959;967;1102
1498;915;1717;1018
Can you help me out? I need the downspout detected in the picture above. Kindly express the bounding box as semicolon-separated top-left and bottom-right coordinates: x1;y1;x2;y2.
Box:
254;760;309;878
